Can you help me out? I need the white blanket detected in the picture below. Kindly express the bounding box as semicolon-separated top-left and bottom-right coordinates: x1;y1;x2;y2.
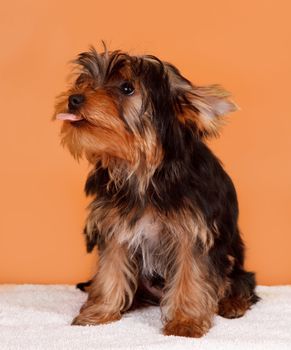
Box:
0;285;290;349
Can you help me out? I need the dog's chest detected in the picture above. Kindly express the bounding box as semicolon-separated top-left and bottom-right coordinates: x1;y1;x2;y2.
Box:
118;211;162;275
133;211;161;243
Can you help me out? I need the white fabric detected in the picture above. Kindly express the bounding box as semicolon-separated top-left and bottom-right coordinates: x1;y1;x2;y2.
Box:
0;285;290;349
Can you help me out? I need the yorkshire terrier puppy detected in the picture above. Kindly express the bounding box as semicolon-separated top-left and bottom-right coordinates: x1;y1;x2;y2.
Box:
54;46;258;338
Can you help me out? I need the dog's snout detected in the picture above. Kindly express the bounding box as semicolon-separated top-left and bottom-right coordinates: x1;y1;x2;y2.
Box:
68;94;85;110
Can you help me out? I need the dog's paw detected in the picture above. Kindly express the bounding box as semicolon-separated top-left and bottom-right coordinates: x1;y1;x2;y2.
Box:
71;312;121;326
218;297;250;319
163;318;209;338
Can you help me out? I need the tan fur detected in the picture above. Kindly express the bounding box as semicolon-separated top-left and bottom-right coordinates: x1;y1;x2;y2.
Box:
160;62;237;137
85;204;163;275
72;239;138;325
59;94;134;163
55;87;163;195
161;235;217;337
178;85;237;136
83;202;222;335
165;207;215;252
85;202;216;277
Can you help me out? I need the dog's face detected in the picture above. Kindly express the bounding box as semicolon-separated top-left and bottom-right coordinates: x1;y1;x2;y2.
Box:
54;47;236;166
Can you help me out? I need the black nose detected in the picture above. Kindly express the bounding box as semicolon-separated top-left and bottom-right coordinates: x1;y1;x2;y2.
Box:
68;94;85;110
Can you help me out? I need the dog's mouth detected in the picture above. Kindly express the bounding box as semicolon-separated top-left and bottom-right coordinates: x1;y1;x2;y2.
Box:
56;113;86;127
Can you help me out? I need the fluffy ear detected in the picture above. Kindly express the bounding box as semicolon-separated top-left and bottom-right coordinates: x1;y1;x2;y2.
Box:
164;63;238;137
184;84;238;137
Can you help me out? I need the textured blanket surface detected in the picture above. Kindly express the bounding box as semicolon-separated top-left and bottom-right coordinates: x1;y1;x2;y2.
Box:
0;285;290;350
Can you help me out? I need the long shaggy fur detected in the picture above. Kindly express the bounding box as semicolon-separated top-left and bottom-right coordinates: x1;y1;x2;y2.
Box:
54;46;259;338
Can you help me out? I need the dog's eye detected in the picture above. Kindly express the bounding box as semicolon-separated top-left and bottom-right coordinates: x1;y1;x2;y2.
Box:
120;82;135;96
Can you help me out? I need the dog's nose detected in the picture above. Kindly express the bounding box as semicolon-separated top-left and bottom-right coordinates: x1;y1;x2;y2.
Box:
68;94;85;110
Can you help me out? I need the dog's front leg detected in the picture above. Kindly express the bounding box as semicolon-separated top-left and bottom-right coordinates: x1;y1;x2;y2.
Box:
161;239;217;338
72;240;137;326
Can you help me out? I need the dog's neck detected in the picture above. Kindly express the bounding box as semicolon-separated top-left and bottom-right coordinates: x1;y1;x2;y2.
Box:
97;151;161;196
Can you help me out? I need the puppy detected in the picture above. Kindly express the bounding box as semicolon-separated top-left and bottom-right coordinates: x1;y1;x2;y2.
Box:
54;46;258;338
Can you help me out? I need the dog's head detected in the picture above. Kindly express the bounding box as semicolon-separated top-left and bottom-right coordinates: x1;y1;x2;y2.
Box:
54;46;237;168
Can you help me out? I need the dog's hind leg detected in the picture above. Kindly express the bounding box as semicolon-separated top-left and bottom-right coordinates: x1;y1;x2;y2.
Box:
218;269;259;318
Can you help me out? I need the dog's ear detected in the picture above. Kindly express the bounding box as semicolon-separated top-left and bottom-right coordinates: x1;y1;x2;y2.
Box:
165;63;238;137
183;84;238;137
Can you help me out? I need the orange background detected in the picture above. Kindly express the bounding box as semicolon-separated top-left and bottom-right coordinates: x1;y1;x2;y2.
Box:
0;0;290;285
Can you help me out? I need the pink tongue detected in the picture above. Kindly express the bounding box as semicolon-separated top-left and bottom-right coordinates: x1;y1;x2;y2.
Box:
56;113;83;121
